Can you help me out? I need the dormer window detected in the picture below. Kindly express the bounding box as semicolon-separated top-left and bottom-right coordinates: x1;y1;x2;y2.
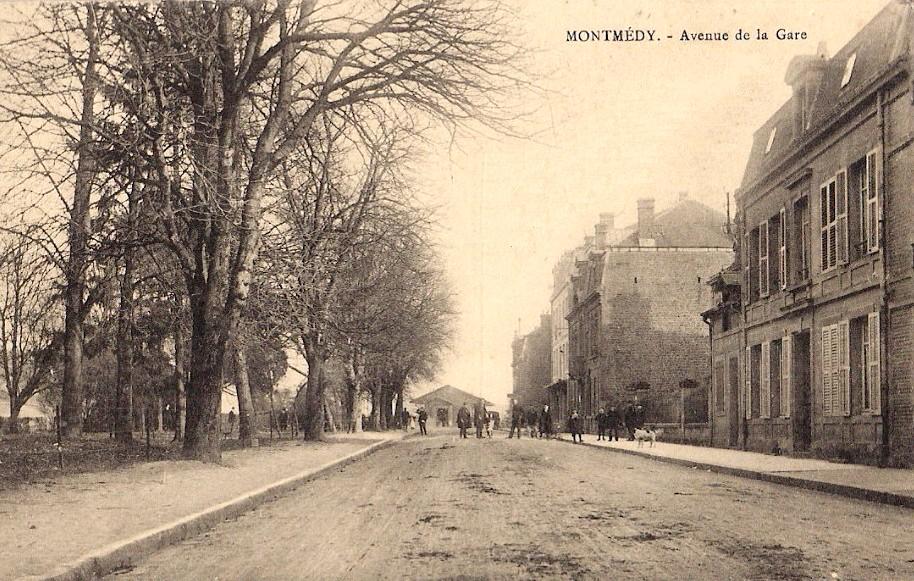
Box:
841;52;857;88
765;127;777;154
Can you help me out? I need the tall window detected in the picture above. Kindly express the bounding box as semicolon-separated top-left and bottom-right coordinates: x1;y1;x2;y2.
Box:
862;312;881;413
780;334;791;418
760;341;771;418
821;321;850;416
746;344;761;419
794;196;810;281
758;222;769;297
860;151;879;254
820;172;848;271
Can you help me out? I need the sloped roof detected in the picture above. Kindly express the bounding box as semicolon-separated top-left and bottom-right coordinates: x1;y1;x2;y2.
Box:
0;393;49;418
411;385;495;407
740;1;910;191
617;199;731;248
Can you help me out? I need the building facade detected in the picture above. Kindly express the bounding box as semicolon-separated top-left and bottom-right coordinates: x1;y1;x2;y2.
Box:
567;196;734;433
708;2;914;465
510;314;552;410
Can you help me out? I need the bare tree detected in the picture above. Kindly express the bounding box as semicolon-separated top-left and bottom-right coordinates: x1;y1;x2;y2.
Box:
0;234;60;432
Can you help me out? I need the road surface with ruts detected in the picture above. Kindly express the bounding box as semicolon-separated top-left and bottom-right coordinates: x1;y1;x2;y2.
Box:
110;430;914;580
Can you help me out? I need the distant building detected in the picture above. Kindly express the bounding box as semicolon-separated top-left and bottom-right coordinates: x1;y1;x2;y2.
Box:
411;385;495;427
707;2;914;465
567;194;733;433
546;215;633;424
511;315;552;411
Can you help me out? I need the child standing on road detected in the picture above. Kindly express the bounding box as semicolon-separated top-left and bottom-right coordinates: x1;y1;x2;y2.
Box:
485;413;493;438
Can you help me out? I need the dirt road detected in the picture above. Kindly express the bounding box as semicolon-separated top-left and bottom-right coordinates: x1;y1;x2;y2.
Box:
110;431;914;580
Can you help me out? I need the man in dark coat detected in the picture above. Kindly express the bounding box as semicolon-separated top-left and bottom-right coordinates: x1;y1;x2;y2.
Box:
624;402;636;440
606;405;621;441
569;409;583;443
508;401;524;439
417;407;428;436
539;404;553;439
526;407;539;438
473;400;487;439
595;407;608;441
457;403;471;438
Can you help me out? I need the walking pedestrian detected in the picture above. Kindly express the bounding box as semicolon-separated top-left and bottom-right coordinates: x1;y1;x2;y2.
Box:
417;407;428;435
508;401;524;439
569;409;583;443
595;407;608;441
401;408;411;431
278;407;289;434
457;402;471;439
539;404;553;439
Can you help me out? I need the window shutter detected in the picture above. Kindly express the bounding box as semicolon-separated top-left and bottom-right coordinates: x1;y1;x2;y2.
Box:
761;341;771;418
836;171;848;264
868;312;881;413
759;222;769;297
745;346;752;420
822;327;833;416
779;208;788;290
759;223;767;296
838;321;850;416
781;335;791;418
867;151;879;253
744;233;752;301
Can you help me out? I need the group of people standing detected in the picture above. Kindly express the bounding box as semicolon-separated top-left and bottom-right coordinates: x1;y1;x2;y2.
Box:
507;403;556;439
456;400;496;439
509;399;646;444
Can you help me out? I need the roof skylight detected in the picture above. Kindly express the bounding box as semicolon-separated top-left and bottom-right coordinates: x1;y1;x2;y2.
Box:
765;127;777;154
841;52;857;88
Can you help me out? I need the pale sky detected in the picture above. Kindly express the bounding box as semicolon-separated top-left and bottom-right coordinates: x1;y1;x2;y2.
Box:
415;0;890;409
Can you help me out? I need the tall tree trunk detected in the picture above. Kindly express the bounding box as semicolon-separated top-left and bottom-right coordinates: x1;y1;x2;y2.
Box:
114;220;136;443
61;4;99;438
344;351;362;433
369;386;381;431
232;343;257;447
173;321;186;441
323;398;336;433
183;282;230;462
301;342;326;441
6;399;21;434
380;387;390;431
394;388;404;428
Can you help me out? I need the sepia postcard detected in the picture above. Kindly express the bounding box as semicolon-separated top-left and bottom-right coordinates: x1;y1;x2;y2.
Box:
0;1;912;580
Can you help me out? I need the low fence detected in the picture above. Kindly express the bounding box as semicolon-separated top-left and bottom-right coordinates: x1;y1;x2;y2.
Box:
650;422;712;446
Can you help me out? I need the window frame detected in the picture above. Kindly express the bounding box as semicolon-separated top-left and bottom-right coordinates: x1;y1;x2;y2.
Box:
820;171;848;273
758;221;769;297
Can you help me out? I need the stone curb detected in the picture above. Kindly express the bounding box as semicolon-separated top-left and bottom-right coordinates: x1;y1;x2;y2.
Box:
555;436;914;510
20;438;400;581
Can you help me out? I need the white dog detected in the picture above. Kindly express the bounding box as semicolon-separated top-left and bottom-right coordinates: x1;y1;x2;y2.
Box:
634;427;662;448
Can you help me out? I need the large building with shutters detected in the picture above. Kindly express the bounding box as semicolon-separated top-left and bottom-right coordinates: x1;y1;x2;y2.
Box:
708;2;914;464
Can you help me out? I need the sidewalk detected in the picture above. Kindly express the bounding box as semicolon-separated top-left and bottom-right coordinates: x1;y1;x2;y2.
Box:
3;432;403;581
555;433;914;509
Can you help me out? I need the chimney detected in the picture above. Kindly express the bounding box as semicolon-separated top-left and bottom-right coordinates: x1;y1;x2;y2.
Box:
784;42;828;135
599;212;615;230
594;222;608;249
637;198;655;244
